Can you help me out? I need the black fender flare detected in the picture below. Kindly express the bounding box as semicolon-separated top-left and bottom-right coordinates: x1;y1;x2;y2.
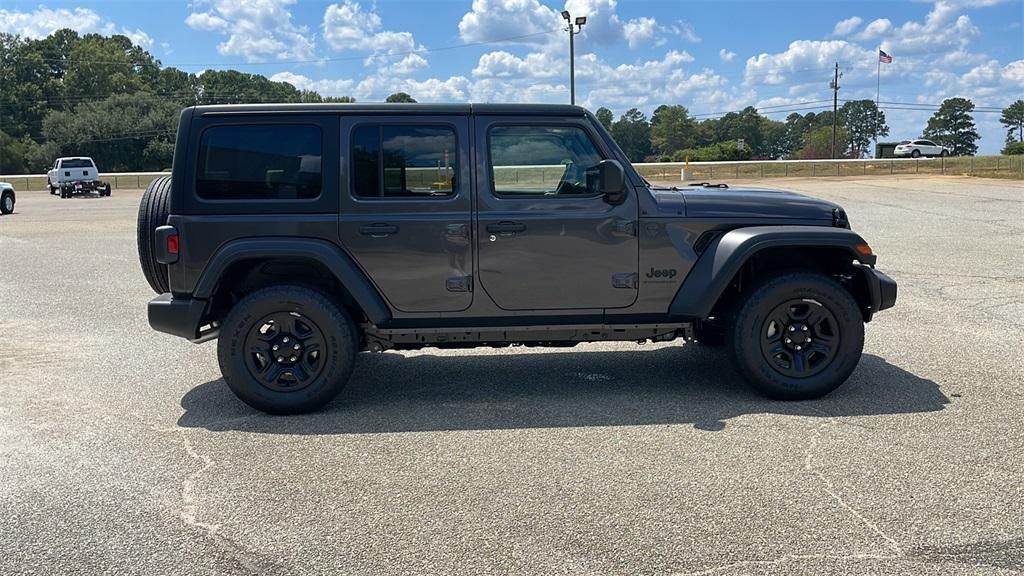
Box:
192;237;391;325
670;226;874;319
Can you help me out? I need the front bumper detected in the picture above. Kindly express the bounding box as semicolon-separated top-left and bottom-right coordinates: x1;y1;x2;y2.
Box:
856;265;897;321
148;293;217;342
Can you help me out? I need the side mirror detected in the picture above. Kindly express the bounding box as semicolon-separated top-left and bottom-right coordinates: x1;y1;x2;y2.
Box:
597;159;627;204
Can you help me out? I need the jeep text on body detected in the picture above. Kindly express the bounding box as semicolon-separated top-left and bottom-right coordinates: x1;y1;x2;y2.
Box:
138;104;897;414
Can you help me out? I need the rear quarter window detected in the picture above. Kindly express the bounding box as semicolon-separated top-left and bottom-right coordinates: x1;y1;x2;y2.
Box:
196;124;322;200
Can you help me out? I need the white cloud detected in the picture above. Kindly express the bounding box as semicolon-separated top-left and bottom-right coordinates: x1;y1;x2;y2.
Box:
473;51;563;79
0;6;153;47
185;0;314;62
745;40;873;85
858;18;893;39
183;12;228;32
623;17;658;49
832;16;863;36
719;48;737;63
457;0;696;52
855;2;979;55
458;0;559;44
322;1;428;75
269;72;355;95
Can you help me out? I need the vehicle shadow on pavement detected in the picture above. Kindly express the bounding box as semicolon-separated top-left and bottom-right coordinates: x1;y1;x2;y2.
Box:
177;346;948;434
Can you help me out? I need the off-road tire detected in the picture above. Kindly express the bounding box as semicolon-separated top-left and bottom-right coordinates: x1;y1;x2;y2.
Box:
0;193;13;215
727;272;864;400
218;285;357;415
137;176;172;294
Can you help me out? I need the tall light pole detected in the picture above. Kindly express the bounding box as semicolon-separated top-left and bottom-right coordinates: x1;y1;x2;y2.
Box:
561;11;586;106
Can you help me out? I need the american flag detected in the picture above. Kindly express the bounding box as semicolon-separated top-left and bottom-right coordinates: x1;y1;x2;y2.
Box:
879;50;893;64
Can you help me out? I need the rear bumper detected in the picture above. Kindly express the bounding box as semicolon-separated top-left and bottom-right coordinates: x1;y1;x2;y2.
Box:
148;293;217;342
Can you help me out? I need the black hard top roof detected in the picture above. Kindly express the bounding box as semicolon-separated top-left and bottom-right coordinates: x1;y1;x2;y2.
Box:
192;103;589;117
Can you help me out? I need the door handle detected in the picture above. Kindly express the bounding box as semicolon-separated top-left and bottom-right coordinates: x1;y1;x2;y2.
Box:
359;223;399;237
486;222;526;236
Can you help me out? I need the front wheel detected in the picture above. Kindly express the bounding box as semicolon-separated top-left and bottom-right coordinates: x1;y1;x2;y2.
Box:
218;285;358;414
939;150;948;158
0;193;13;214
727;272;864;400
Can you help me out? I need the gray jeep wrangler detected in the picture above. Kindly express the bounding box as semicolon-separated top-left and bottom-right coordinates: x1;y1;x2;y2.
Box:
138;103;896;414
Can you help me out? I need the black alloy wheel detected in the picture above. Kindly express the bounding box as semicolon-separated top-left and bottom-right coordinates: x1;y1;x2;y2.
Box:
218;285;357;414
759;299;840;379
243;311;328;392
727;272;864;400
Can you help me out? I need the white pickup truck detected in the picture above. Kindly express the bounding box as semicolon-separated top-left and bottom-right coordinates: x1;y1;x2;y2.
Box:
47;157;111;198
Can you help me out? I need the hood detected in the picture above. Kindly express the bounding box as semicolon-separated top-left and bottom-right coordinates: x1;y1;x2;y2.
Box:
649;185;841;221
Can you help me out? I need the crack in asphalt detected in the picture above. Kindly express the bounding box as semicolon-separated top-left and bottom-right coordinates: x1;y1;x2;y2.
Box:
675;416;901;575
802;420;902;555
171;427;289;575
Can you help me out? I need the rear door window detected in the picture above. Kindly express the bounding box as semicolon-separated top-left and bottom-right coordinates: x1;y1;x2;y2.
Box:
197;124;322;200
351;125;457;199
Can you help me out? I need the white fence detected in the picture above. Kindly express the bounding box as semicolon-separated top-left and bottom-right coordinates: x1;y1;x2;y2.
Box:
3;155;1021;191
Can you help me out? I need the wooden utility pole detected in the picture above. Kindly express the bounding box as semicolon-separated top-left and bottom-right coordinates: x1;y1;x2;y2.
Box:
830;62;841;159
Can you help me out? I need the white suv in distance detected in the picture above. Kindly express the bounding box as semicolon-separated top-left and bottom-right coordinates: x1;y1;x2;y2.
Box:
894;139;950;158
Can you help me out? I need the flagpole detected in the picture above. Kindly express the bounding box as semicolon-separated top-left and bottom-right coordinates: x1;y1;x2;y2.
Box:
875;46;881;157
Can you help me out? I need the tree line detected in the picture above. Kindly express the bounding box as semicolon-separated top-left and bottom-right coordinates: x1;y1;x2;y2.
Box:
0;30;359;173
600;97;1024;163
2;30;1022;173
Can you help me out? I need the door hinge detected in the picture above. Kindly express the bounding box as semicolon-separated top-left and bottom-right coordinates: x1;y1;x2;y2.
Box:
446;275;473;292
612;272;638;289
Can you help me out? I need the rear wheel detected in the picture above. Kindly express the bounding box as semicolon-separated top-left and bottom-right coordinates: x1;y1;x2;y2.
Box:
136;176;172;293
218;285;357;415
911;149;921;158
727;272;864;400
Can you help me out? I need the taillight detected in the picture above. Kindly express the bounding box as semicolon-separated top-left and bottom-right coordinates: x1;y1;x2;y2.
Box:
154;225;179;264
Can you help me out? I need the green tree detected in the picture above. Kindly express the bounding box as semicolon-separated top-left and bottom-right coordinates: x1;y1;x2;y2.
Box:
923;97;980;156
759;117;790;159
385;92;416;103
649;104;696;155
840;100;889;157
39;93;180;171
1000;100;1024;144
610;108;652;162
793;125;850;160
595;107;613;131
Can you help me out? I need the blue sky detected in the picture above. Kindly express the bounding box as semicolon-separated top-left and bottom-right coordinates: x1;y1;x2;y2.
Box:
2;0;1022;152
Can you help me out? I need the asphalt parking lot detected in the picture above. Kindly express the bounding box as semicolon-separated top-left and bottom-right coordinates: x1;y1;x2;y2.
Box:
1;176;1022;575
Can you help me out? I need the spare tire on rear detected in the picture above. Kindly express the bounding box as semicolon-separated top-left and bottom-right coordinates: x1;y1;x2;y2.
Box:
137;176;172;294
